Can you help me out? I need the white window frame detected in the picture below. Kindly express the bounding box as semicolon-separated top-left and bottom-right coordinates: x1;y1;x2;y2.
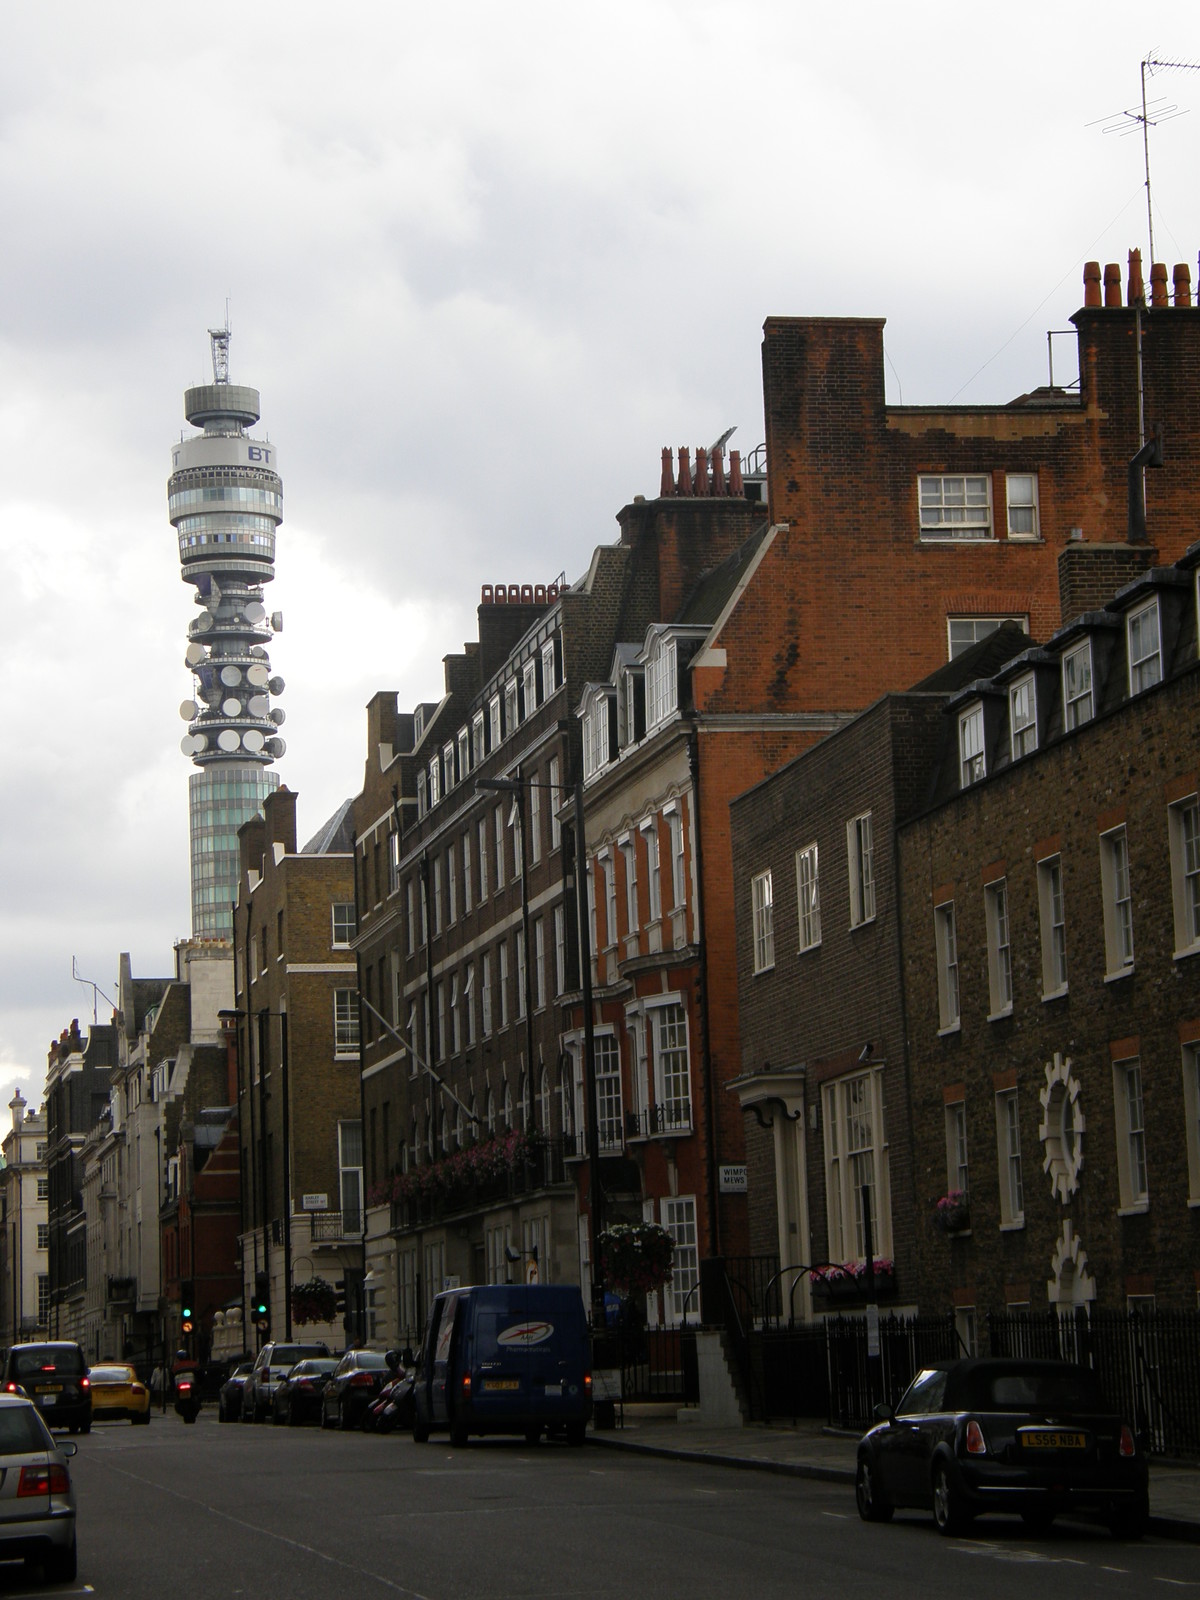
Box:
959;703;985;786
847;812;875;927
796;842;821;951
594;1032;623;1153
515;928;526;1020
944;1099;969;1196
548;756;561;849
432;856;442;935
919;473;993;540
478;817;489;901
1112;1056;1149;1211
331;902;356;948
619;836;638;938
464;964;475;1046
554;903;567;996
472;710;486;765
494;805;506;890
651;1000;692;1132
1099;825;1135;977
583;693;610;779
457;728;470;783
822;1069;891;1263
1168;794;1200;956
934;900;960;1032
334;990;360;1056
499;941;509;1028
1037;853;1068;997
948;615;1026;660
1127;598;1162;694
338;1120;364;1234
528;779;541;865
661;1195;699;1326
542;639;557;696
447;843;457;924
428;756;440;807
1005;473;1039;539
489;694;502;749
481;951;493;1037
645;636;678;729
1062;640;1093;730
752;870;775;973
533;917;546;1010
504;678;519;735
1009;674;1037;760
667;806;686;912
463;830;473;915
642;818;661;923
995;1088;1024;1227
1182;1040;1200;1206
601;852;617;950
984;879;1013;1017
443;741;455;794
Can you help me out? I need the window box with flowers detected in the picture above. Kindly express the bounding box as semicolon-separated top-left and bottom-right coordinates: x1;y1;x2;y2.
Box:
933;1190;970;1234
810;1259;896;1303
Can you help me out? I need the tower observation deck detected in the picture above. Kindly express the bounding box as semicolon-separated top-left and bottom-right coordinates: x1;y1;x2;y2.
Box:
169;327;284;939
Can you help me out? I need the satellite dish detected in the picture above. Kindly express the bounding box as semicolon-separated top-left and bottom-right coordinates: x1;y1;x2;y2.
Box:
185;643;205;668
270;612;284;632
179;700;198;720
250;645;268;659
243;728;265;754
217;728;241;752
268;676;285;695
194;612;213;633
221;697;242;717
266;736;286;758
245;601;266;625
192;733;208;753
248;694;269;717
269;707;286;726
219;664;242;687
247;664;270;688
180;735;196;755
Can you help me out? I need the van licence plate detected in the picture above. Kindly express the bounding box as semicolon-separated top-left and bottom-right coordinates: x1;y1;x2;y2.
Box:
485;1379;519;1391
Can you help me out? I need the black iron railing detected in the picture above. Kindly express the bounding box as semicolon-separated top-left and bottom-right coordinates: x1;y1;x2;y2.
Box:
391;1139;570;1231
624;1104;692;1139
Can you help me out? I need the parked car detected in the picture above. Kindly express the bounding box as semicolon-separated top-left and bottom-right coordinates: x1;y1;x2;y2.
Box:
1;1343;92;1435
412;1284;592;1447
855;1358;1150;1538
0;1394;78;1582
242;1342;331;1422
320;1351;393;1431
272;1359;338;1426
218;1363;255;1423
88;1364;150;1425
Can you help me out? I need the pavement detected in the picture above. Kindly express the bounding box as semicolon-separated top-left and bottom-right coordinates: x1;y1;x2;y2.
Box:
588;1404;1200;1543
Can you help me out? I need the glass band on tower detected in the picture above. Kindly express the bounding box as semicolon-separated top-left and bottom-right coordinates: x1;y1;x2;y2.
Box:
169;327;284;939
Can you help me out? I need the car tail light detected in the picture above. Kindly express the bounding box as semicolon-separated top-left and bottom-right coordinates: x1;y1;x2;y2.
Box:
1119;1425;1136;1457
584;1373;592;1391
349;1373;376;1387
3;1382;16;1393
462;1373;472;1393
81;1377;90;1390
18;1465;70;1497
295;1379;313;1391
965;1419;987;1455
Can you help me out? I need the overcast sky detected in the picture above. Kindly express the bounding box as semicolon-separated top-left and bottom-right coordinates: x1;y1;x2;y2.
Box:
1;3;1196;1104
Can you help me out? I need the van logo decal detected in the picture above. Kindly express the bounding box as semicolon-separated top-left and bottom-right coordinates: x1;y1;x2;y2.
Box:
496;1320;554;1347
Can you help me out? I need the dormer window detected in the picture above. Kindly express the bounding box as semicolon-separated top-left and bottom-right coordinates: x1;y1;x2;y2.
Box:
473;711;486;763
542;639;557;695
428;756;440;806
959;703;985;786
583;691;611;779
522;659;538;717
443;742;455;793
645;636;678;730
457;728;470;781
1127;598;1162;694
504;678;519;735
1062;640;1093;729
489;694;502;749
1009;674;1037;759
414;706;425;742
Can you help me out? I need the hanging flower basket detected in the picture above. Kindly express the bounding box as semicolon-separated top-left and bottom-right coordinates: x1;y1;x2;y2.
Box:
599;1223;675;1295
934;1190;970;1233
291;1276;337;1326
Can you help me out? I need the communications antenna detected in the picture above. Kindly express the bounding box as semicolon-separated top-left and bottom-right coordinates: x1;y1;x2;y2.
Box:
1093;53;1198;274
72;957;120;1027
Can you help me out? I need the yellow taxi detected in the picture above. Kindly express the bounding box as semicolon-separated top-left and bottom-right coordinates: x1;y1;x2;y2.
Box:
88;1364;151;1425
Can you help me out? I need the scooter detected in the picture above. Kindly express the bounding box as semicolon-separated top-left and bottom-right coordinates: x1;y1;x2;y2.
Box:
369;1368;415;1434
174;1374;201;1423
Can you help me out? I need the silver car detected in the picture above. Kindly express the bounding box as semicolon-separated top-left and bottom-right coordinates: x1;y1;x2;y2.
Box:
0;1394;78;1582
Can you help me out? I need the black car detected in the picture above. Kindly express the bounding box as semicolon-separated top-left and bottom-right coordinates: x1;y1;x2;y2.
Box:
1;1342;92;1435
320;1351;393;1431
272;1359;338;1426
217;1362;255;1423
855;1358;1149;1538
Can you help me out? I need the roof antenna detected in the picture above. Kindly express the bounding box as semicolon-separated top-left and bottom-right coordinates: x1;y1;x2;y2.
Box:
1092;52;1198;275
72;957;120;1027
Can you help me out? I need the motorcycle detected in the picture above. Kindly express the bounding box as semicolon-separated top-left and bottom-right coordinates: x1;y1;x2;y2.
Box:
174;1374;201;1424
367;1368;415;1434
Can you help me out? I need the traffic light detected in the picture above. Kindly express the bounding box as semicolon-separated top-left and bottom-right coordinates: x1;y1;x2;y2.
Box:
253;1270;270;1327
333;1279;347;1316
181;1281;194;1336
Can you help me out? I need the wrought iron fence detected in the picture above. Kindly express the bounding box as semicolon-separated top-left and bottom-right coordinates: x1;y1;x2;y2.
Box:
989;1306;1200;1458
592;1325;699;1405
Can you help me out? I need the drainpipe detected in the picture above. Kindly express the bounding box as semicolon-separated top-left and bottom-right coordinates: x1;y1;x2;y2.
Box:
688;729;720;1262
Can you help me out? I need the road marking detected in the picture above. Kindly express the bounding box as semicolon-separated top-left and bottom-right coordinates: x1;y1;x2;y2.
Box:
821;1512;849;1519
94;1459;435;1599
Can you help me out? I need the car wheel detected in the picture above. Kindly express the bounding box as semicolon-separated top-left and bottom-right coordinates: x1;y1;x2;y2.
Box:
412;1415;430;1443
134;1410;151;1426
80;1423;91;1435
566;1421;587;1447
449;1421;469;1448
855;1457;894;1523
44;1537;77;1584
932;1462;969;1536
339;1400;353;1432
1110;1494;1150;1541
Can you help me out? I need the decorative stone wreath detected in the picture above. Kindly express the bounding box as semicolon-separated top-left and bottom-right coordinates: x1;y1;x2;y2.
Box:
1038;1051;1085;1202
1046;1218;1096;1306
